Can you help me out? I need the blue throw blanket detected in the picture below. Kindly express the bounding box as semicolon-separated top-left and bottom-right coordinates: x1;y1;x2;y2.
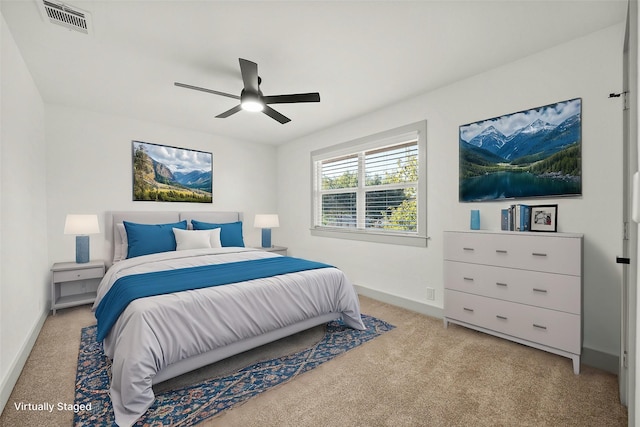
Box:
95;256;333;341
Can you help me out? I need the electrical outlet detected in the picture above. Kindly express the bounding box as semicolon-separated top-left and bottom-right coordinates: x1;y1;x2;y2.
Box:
426;287;435;301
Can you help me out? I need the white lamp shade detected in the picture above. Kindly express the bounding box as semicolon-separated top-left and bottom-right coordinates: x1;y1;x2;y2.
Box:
64;214;100;235
254;214;279;228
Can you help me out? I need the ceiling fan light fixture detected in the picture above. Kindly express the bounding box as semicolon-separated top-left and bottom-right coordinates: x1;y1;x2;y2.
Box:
240;92;264;112
241;99;264;112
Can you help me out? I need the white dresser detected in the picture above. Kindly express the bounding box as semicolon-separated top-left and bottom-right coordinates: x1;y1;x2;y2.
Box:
443;230;583;374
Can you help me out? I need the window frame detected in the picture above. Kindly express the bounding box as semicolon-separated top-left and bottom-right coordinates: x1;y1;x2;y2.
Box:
310;120;427;247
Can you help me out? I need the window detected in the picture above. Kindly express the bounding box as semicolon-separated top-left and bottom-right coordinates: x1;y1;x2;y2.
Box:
311;121;427;247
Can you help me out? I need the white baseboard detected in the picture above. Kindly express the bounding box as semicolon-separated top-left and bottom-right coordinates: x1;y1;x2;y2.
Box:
354;284;443;319
354;285;619;375
581;347;619;375
0;308;48;416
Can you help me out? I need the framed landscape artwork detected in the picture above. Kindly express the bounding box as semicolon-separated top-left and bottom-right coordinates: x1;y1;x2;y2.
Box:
459;98;582;202
132;140;213;203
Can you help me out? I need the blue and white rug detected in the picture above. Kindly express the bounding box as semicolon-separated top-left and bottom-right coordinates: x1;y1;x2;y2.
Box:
73;315;394;426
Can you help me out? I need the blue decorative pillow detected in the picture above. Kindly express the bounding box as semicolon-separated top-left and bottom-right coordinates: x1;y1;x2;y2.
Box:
191;220;245;247
123;220;188;258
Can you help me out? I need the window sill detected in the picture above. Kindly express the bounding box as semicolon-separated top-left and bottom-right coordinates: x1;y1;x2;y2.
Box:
310;227;428;247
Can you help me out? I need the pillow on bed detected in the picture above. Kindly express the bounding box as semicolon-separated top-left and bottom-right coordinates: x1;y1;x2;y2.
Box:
173;228;222;250
124;220;188;258
208;227;222;248
112;223;129;263
191;220;245;247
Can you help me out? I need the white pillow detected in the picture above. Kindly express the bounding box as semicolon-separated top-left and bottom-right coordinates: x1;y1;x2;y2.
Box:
209;227;222;248
113;223;128;263
173;228;220;251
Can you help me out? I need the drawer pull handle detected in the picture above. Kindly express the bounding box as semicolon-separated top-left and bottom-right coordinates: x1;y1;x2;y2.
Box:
463;307;474;313
496;282;508;287
496;249;508;254
496;315;508;320
533;324;548;330
533;288;548;293
532;252;548;257
463;247;475;251
463;277;474;282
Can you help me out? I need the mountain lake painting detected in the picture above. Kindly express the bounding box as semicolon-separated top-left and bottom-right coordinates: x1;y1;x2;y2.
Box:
132;140;213;203
459;98;582;202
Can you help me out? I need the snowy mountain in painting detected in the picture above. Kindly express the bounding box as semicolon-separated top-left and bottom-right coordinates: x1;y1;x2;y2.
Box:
467;125;508;152
462;114;580;162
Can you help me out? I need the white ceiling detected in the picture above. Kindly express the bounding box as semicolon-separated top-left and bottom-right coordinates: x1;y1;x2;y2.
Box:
1;0;628;145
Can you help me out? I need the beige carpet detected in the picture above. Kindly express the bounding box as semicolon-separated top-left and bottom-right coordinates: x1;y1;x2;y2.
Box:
0;296;627;427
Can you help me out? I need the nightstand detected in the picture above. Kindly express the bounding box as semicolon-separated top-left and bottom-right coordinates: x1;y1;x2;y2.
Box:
255;246;288;256
51;260;105;315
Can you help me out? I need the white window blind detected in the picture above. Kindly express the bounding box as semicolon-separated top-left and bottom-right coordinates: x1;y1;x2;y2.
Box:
311;121;427;247
319;154;358;228
364;142;418;231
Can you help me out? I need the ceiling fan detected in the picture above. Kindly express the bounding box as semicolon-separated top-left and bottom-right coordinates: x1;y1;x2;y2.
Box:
175;58;320;124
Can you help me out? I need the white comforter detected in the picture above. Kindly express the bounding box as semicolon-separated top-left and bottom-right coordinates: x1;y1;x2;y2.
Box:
93;248;365;426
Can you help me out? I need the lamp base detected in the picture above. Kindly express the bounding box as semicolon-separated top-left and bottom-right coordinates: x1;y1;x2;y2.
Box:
261;228;272;248
76;235;90;263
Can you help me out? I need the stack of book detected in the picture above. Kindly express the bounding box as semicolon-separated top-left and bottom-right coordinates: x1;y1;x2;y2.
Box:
501;204;531;231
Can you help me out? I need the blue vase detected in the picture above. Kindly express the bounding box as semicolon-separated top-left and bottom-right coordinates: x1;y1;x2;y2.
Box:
470;210;480;230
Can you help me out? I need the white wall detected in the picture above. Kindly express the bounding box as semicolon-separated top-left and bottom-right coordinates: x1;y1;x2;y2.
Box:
45;106;279;264
0;12;49;414
278;24;625;363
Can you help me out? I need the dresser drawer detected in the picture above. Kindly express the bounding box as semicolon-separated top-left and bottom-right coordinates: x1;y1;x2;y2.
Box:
445;290;581;354
443;231;581;275
444;261;581;314
445;290;524;342
53;267;104;283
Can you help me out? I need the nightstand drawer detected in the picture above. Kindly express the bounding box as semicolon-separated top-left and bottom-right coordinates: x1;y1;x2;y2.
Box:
53;267;104;283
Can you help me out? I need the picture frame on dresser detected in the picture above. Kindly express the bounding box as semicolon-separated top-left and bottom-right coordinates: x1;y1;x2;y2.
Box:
530;204;558;232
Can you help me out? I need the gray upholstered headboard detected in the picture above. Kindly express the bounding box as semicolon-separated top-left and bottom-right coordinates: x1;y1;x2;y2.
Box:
107;211;243;267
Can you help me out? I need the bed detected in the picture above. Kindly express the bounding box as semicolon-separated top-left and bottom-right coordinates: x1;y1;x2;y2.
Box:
94;211;365;427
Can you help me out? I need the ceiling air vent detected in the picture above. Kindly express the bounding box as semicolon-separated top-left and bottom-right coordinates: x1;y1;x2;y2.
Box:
37;0;92;35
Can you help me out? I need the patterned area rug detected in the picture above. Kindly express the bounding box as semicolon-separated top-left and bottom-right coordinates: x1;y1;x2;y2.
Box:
73;315;394;426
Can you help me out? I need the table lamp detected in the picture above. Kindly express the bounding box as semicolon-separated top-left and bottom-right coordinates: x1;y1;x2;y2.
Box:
254;214;279;248
64;214;100;263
